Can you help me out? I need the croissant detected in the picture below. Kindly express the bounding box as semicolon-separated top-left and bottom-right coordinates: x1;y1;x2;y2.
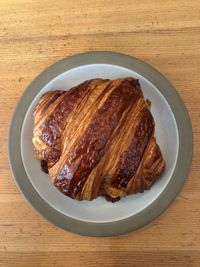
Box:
33;77;165;202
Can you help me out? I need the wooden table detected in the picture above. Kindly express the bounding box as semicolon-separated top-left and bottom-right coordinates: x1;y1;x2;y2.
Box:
0;0;200;266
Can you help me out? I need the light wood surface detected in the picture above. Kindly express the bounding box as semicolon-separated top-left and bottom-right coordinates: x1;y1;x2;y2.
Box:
0;0;200;266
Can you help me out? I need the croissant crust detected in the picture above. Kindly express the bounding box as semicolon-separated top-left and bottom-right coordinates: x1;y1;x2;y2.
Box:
33;77;165;201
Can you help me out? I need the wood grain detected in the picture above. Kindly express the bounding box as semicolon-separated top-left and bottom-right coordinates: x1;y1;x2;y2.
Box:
0;0;200;266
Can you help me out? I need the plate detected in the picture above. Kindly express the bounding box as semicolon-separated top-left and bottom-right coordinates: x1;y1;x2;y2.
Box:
21;62;178;223
8;51;193;236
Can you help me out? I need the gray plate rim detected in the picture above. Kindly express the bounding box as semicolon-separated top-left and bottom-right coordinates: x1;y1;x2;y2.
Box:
8;51;193;236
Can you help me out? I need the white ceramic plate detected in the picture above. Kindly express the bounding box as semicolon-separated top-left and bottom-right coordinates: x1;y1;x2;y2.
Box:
21;64;178;223
9;52;192;236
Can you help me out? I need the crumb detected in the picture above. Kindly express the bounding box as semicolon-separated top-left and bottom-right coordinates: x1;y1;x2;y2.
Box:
41;160;48;173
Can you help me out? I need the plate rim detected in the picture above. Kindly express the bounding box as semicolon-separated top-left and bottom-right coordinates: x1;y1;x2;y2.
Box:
8;51;193;236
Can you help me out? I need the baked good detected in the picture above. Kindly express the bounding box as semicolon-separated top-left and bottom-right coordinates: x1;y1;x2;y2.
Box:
33;77;165;202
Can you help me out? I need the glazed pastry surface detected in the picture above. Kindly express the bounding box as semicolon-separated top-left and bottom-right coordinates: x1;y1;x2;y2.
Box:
33;78;165;201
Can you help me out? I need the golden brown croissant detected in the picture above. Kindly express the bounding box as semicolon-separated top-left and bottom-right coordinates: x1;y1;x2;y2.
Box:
33;77;165;202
